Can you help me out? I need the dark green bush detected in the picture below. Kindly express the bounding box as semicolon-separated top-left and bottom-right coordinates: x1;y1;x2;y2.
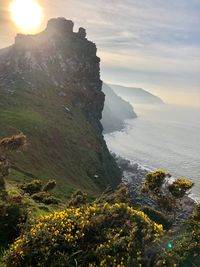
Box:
141;206;172;230
68;189;87;207
96;184;131;205
32;191;59;205
0;157;10;193
154;204;200;266
43;179;56;192
21;179;42;195
0;198;27;248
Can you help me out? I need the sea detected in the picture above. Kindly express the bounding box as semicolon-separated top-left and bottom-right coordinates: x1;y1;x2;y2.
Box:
104;104;200;201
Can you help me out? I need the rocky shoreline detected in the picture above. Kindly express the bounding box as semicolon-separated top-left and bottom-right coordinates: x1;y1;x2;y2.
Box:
113;154;197;224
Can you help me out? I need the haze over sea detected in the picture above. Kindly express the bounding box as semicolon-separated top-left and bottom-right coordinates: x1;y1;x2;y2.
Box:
105;104;200;200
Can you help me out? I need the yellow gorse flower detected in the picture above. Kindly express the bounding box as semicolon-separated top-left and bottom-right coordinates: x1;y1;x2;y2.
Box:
7;202;163;267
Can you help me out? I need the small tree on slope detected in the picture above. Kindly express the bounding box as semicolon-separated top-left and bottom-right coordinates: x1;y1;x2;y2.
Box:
0;133;26;197
141;170;194;221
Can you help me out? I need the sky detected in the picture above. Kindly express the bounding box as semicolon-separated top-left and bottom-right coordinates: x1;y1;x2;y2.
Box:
0;0;200;107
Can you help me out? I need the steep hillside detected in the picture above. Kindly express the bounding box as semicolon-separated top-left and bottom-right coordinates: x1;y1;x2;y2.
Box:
0;18;121;199
109;84;164;104
101;83;137;133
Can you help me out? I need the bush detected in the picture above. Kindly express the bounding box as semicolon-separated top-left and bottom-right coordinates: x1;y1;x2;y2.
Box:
21;179;42;195
0;133;26;152
5;203;163;267
0;198;27;248
141;170;170;194
0;157;10;179
141;170;194;221
141;206;172;230
154;204;200;266
0;157;10;193
168;178;194;198
96;185;131;205
68;189;87;207
43;179;56;192
0;177;6;193
32;191;59;205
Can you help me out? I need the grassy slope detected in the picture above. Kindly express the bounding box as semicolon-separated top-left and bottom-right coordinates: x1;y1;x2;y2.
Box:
0;81;117;200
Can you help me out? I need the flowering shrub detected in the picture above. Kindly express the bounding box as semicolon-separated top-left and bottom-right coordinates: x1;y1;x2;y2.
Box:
168;178;194;198
5;202;163;267
141;170;170;194
155;204;200;267
141;170;194;221
68;189;87;207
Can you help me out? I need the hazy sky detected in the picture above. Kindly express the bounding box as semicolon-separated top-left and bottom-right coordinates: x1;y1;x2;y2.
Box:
0;0;200;106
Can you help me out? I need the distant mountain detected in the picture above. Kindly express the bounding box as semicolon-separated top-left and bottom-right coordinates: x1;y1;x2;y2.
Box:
109;84;164;104
101;83;137;133
0;18;121;198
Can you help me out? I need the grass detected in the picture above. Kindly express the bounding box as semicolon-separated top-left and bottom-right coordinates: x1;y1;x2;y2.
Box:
0;82;120;201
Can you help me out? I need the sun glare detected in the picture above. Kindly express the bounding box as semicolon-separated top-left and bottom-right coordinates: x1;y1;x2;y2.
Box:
10;0;44;33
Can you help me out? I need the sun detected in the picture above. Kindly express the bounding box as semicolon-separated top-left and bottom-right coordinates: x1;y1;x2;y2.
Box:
10;0;44;33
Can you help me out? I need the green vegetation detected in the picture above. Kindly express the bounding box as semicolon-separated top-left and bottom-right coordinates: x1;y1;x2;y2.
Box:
0;135;199;267
141;206;172;230
43;179;57;192
0;133;27;196
21;178;59;205
168;178;194;199
0;171;199;267
21;179;42;195
0;84;121;200
141;170;171;195
32;191;59;205
141;170;194;220
0;134;58;253
4;202;163;267
67;189;87;207
0;196;27;249
155;204;200;266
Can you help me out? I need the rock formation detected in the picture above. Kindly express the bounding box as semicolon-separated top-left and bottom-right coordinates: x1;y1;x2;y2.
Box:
102;83;137;133
0;18;121;196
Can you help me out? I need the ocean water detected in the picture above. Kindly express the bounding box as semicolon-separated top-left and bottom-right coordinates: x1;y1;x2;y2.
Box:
105;104;200;200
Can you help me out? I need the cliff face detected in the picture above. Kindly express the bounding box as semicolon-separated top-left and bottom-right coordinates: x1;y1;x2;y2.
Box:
102;83;137;133
0;18;121;197
1;18;103;131
109;84;164;105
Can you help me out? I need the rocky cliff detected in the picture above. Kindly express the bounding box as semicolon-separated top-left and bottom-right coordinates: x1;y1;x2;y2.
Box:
109;84;164;105
102;83;137;133
0;18;121;198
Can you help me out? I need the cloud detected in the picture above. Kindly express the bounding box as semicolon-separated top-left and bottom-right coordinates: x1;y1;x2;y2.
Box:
0;0;199;106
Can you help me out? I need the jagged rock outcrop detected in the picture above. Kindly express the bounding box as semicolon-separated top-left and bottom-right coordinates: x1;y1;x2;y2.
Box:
0;18;121;196
1;18;103;131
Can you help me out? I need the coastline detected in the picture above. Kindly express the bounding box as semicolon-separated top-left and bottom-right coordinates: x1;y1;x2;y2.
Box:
111;153;197;223
104;106;200;203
